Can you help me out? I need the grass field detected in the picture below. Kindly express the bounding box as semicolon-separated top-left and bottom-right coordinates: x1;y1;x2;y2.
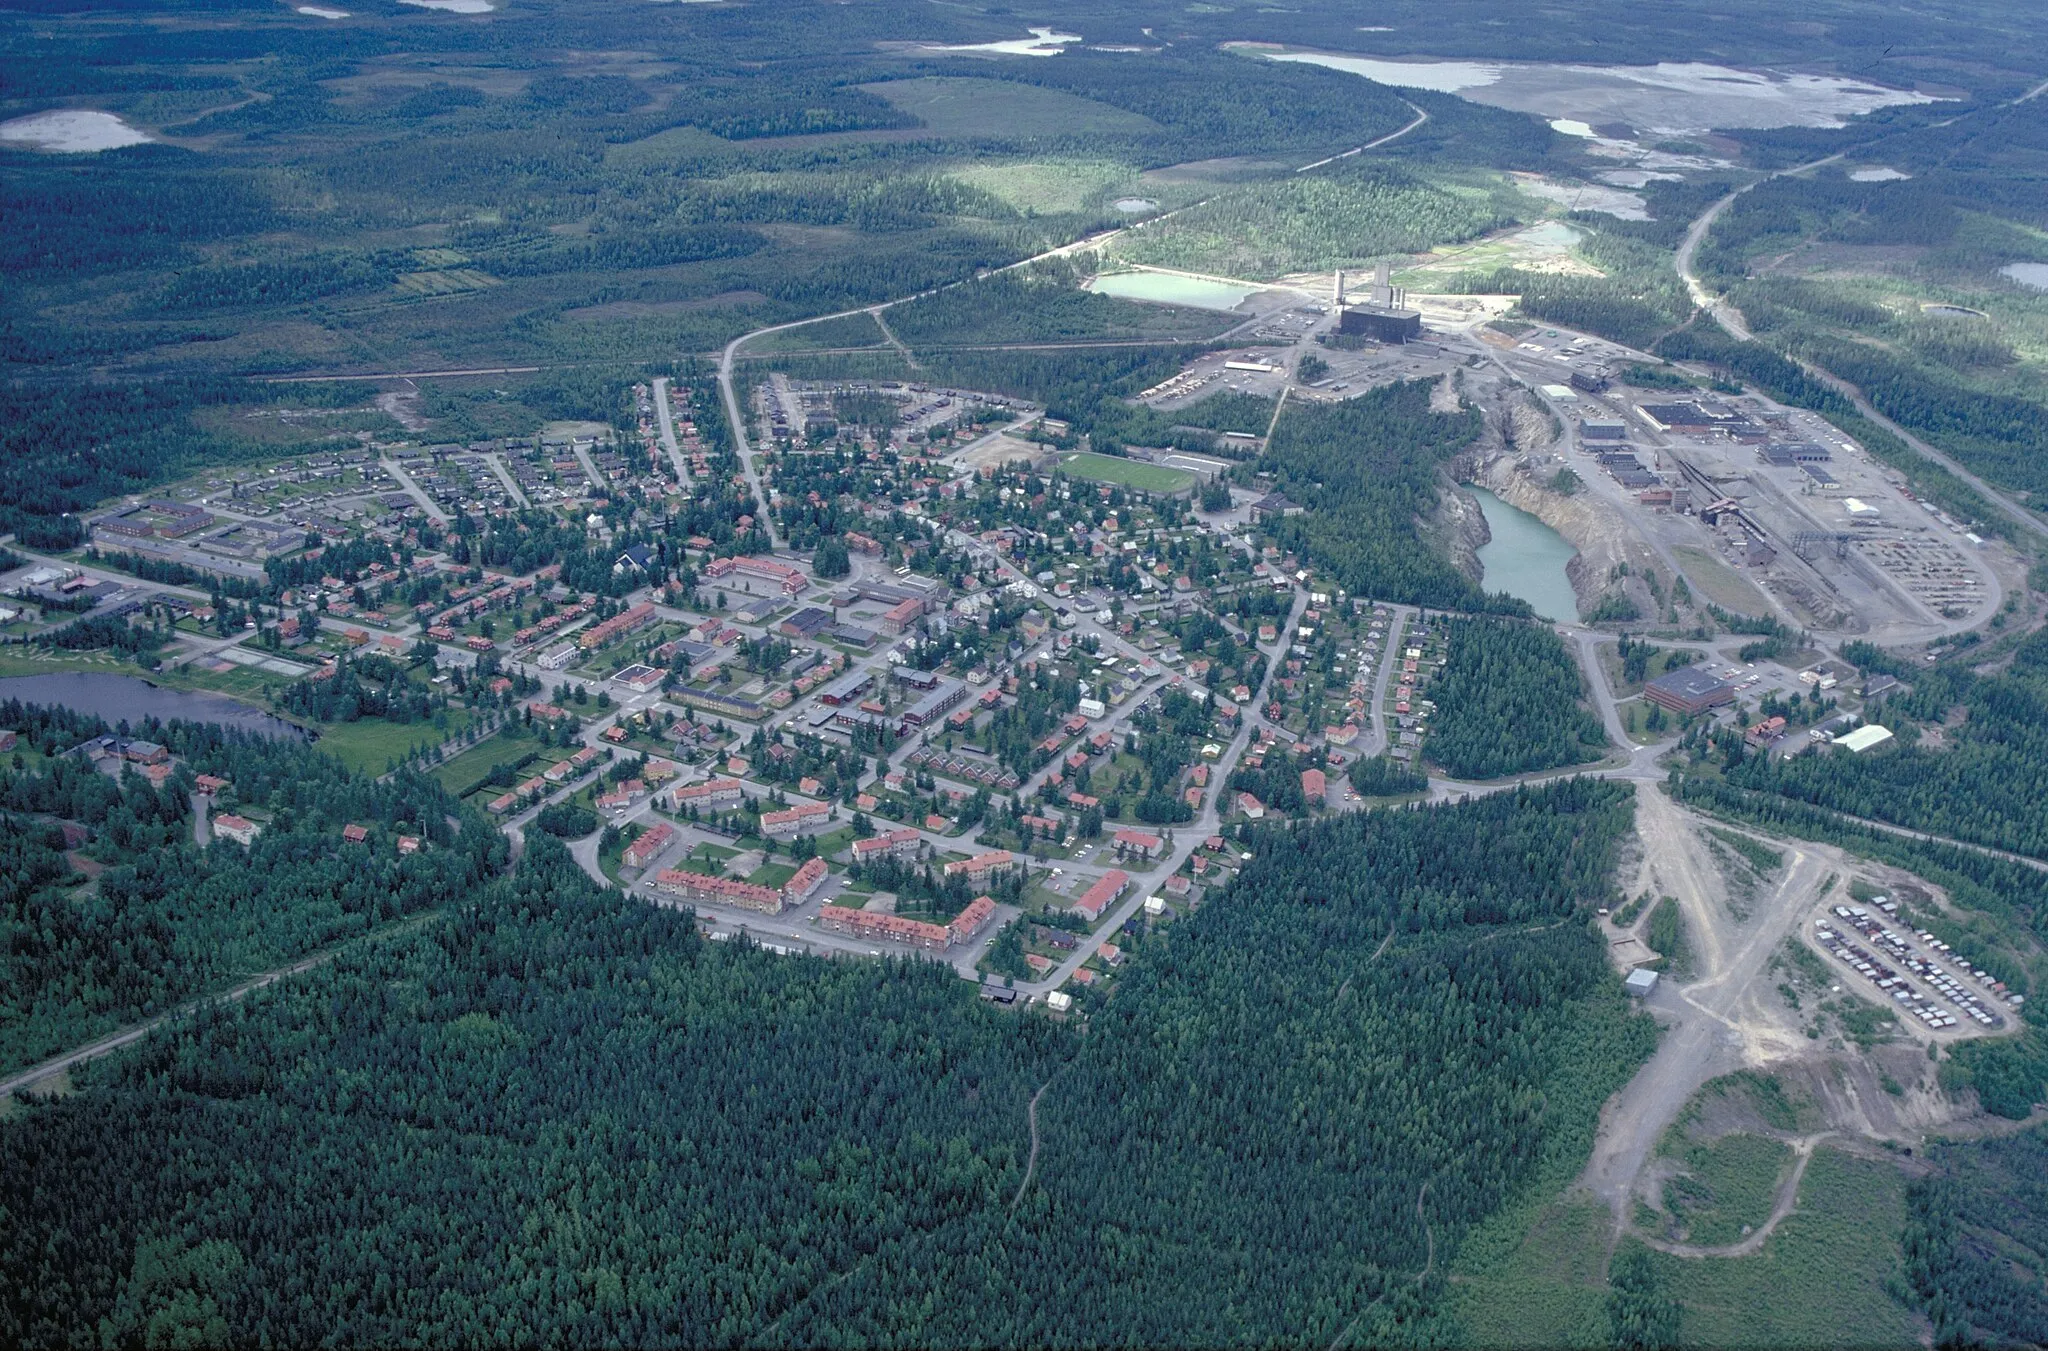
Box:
859;77;1160;140
1673;546;1775;618
428;731;541;797
1648;1147;1919;1349
1658;1133;1795;1247
1060;451;1195;494
950;158;1141;216
749;861;799;889
311;717;453;777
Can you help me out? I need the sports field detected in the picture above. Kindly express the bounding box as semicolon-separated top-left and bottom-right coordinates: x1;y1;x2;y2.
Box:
1060;452;1195;494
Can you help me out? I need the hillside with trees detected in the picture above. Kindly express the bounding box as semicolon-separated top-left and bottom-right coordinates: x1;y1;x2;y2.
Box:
1259;382;1517;612
0;701;502;1074
0;781;1649;1346
1424;617;1609;779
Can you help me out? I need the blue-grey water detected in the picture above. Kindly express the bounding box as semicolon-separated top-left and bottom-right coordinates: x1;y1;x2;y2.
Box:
1471;486;1581;623
0;673;305;738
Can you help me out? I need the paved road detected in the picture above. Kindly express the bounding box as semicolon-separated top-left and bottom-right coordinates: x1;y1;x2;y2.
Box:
0;915;442;1099
1356;605;1412;759
651;376;693;488
1674;147;2048;544
1295;100;1429;174
572;444;607;494
378;457;450;524
1016;588;1311;997
482;453;530;509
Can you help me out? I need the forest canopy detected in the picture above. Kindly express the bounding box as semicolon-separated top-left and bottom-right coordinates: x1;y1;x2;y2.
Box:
0;780;1650;1347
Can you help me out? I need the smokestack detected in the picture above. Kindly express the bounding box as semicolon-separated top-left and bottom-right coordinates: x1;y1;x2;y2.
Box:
1334;269;1345;306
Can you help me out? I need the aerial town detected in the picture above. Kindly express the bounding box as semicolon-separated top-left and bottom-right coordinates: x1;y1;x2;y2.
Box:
2;261;2014;1015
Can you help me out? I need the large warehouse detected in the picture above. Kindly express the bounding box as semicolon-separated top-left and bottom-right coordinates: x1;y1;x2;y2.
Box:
1644;667;1737;715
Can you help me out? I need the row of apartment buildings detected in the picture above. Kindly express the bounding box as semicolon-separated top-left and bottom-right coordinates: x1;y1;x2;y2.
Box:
817;894;998;951
650;855;829;916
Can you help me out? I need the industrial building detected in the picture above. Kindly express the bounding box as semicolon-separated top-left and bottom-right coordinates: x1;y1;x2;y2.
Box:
1835;724;1895;754
1644;667;1737;715
1333;263;1422;344
778;606;835;639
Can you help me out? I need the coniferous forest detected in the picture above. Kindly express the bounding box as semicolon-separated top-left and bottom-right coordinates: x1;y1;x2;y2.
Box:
1425;617;1610;779
0;777;1649;1348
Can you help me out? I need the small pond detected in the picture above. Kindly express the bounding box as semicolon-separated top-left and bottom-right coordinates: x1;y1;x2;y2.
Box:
2002;263;2048;291
1471;486;1581;624
0;673;306;740
1089;271;1258;310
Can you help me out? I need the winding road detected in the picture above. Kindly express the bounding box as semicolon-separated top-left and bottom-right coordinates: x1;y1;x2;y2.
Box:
1673;130;2048;544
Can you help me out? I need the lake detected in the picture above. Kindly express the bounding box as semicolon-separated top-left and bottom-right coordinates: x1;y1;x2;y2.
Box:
0;110;151;153
1089;271;1258;310
2003;263;2048;291
1247;49;1941;137
921;27;1079;56
0;673;306;740
1471;487;1580;623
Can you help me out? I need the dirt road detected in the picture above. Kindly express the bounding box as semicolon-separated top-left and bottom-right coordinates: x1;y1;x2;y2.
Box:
1580;790;1829;1230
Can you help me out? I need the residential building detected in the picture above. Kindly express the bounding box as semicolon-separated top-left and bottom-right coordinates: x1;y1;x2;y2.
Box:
1074;869;1130;922
760;800;831;838
901;678;969;729
817;905;952;950
943;849;1016;881
665;776;746;809
950;895;998;944
579;602;658;651
851;827;922;863
212;813;260;846
652;868;784;915
783;856;830;905
1112;829;1162;860
622;822;676;870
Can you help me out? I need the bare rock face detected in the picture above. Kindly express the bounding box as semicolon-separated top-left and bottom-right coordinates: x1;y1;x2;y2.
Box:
1475;449;1670;617
1428;477;1490;585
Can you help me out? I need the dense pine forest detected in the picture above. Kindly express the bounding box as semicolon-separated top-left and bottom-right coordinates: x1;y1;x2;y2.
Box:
1258;382;1519;613
0;701;502;1073
0;777;1649;1347
1425;617;1609;779
1907;1126;2048;1346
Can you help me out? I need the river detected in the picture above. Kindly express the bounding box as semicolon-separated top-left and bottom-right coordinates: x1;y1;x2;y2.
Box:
1471;487;1581;623
0;673;306;739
